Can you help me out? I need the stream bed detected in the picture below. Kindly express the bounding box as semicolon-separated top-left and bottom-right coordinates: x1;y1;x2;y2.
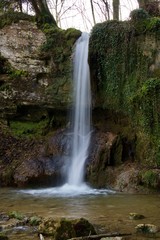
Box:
0;187;160;239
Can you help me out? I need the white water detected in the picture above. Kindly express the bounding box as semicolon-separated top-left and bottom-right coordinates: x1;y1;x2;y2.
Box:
67;32;91;186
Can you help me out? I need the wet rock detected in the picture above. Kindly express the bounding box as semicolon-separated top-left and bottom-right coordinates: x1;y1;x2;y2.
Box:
114;167;140;192
38;217;76;239
38;217;96;240
0;213;9;222
129;213;145;220
73;218;97;237
86;130;121;188
0;218;21;231
29;216;42;226
0;233;8;240
13;156;65;187
135;223;158;234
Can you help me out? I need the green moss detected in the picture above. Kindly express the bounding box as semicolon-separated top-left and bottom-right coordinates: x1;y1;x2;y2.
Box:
9;69;28;79
0;233;8;240
1;167;13;185
0;11;35;29
9;211;25;220
40;26;80;63
55;219;76;240
73;218;96;237
141;170;159;188
29;216;42;226
130;8;150;22
90;18;160;166
10;120;49;137
0;83;10;91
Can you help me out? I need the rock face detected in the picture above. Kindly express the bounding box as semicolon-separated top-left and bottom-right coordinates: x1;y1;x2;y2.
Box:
1;14;160;191
0;19;80;122
89;16;160;169
0;20;47;73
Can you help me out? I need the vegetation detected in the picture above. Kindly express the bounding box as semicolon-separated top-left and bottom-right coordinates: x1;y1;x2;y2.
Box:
10;120;49;137
0;11;35;29
9;211;24;220
0;0;57;26
89;15;160;166
141;170;159;188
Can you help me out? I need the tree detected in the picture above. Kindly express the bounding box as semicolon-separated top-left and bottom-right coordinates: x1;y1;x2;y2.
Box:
48;0;78;27
90;0;96;25
27;0;57;25
137;0;160;16
113;0;120;20
93;0;110;21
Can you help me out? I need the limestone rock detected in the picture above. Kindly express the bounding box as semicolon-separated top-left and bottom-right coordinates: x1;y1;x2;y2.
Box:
0;20;46;73
135;223;158;234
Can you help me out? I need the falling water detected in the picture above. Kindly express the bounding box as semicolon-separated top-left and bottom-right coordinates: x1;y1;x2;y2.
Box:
17;32;115;196
67;32;91;186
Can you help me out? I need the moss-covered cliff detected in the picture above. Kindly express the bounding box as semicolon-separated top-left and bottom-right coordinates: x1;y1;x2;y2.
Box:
0;12;81;128
0;10;160;191
89;12;160;170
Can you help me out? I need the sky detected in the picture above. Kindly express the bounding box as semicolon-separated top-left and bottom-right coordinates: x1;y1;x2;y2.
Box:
55;0;139;32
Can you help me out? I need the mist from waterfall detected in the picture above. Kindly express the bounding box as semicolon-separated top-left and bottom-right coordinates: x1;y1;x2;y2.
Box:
67;32;91;186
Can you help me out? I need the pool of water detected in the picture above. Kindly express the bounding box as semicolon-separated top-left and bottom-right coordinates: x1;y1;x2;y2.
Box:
0;186;160;239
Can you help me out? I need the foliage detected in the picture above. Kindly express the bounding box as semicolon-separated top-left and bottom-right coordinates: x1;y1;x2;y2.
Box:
9;69;28;79
40;23;81;79
10;120;49;137
141;170;159;188
29;216;42;226
130;8;149;22
89;18;160;166
0;11;35;29
9;211;25;220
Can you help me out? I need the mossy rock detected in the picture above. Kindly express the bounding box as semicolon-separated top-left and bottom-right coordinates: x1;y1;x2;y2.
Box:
38;217;96;239
129;213;145;220
29;216;42;226
135;224;158;234
73;218;97;237
55;219;76;240
8;211;25;220
0;233;8;240
140;170;160;188
38;217;75;239
10;120;49;137
0;11;35;29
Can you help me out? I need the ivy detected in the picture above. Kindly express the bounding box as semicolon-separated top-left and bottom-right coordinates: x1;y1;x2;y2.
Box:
89;18;160;166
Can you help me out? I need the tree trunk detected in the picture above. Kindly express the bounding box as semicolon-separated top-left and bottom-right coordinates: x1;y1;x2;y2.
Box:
28;0;57;25
113;0;119;20
90;0;96;25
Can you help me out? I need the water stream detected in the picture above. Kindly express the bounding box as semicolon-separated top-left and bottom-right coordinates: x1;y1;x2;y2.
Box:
0;188;160;240
67;32;91;186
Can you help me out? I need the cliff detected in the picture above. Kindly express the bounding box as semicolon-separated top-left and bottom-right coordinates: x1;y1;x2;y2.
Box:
0;13;81;125
0;11;159;191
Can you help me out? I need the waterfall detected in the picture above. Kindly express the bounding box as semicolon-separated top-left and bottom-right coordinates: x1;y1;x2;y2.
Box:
18;32;115;196
67;32;91;186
